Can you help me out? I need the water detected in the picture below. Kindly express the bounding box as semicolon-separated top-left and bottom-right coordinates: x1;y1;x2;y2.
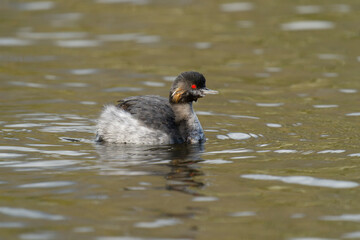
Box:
1;0;360;239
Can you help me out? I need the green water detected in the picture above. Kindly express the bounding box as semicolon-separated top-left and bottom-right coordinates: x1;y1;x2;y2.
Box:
1;0;360;239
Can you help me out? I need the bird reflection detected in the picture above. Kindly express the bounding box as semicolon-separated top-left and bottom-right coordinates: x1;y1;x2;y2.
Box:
95;143;205;195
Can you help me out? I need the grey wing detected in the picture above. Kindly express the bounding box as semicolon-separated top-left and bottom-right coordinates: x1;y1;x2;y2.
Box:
117;95;179;135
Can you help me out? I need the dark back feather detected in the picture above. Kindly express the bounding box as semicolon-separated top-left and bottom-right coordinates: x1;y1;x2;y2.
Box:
117;95;182;142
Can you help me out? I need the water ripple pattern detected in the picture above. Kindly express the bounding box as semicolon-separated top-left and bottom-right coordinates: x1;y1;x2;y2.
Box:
1;0;360;239
241;174;359;189
0;207;65;221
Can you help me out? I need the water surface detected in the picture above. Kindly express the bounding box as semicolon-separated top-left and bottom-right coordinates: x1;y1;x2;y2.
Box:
1;0;360;239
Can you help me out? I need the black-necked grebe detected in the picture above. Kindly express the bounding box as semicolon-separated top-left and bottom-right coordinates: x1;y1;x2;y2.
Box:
96;71;218;144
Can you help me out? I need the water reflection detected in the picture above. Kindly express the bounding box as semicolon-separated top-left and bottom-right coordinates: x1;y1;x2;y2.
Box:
241;174;359;189
1;0;360;238
95;0;149;5
134;218;182;228
220;2;254;12
17;1;55;11
320;214;360;222
281;21;334;31
17;31;88;40
55;40;101;48
95;143;204;195
0;38;33;46
295;5;322;15
343;231;360;239
0;207;65;221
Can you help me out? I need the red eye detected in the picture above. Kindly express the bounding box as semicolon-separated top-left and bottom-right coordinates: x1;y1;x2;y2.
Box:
191;84;196;89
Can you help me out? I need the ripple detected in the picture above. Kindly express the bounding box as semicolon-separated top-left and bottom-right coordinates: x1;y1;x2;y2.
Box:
194;42;212;49
332;4;351;13
103;87;143;92
18;181;74;188
318;53;343;60
281;21;335;31
0;153;26;158
266;123;282;128
202;159;233;164
0;38;33;46
206;148;253;154
69;69;99;75
274;150;298;153
17;1;55;11
313;104;338;108
19;113;63;121
241;174;359;188
98;237;191;240
323;72;338;78
295;5;322;14
51;12;83;21
220;2;254;12
95;0;149;5
55;40;101;48
163;76;176;82
317;150;345;154
9;81;47;88
4;160;78;168
0;207;65;220
342;231;360;239
196;111;216;116
230;156;256;159
63;82;89;87
227;132;252;140
135;35;161;44
346;112;360;116
4;123;45;128
230;114;260;120
80;101;97;105
20;232;56;240
18;32;87;40
0;146;38;152
142;81;165;87
99;170;150;176
192;196;219;202
40;125;93;133
73;227;94;233
217;135;230;140
256;103;284;107
0;55;56;63
289;238;336;240
97;33;160;44
134;218;181;228
0;146;86;157
266;67;282;73
237;20;254;28
229;211;256;217
41;150;88;156
320;214;360;222
0;222;25;228
348;153;360;157
339;89;358;94
97;33;141;41
255;73;270;78
291;213;305;219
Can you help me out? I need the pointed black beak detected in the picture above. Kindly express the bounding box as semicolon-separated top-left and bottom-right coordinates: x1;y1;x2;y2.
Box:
199;88;218;97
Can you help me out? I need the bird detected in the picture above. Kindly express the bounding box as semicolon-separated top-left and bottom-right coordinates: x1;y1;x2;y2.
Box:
96;71;218;145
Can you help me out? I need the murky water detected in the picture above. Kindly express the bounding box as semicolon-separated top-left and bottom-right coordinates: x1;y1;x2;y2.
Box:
1;0;360;239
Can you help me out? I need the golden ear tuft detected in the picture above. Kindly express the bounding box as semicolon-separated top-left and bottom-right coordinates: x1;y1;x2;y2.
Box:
172;88;186;103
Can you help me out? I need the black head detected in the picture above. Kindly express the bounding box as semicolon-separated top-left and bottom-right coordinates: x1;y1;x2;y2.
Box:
169;71;218;104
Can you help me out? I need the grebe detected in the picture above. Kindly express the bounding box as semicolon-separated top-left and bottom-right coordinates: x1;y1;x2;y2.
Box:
96;71;218;144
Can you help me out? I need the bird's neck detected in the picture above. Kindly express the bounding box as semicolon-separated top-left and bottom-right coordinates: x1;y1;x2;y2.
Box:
171;102;194;122
171;102;204;143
